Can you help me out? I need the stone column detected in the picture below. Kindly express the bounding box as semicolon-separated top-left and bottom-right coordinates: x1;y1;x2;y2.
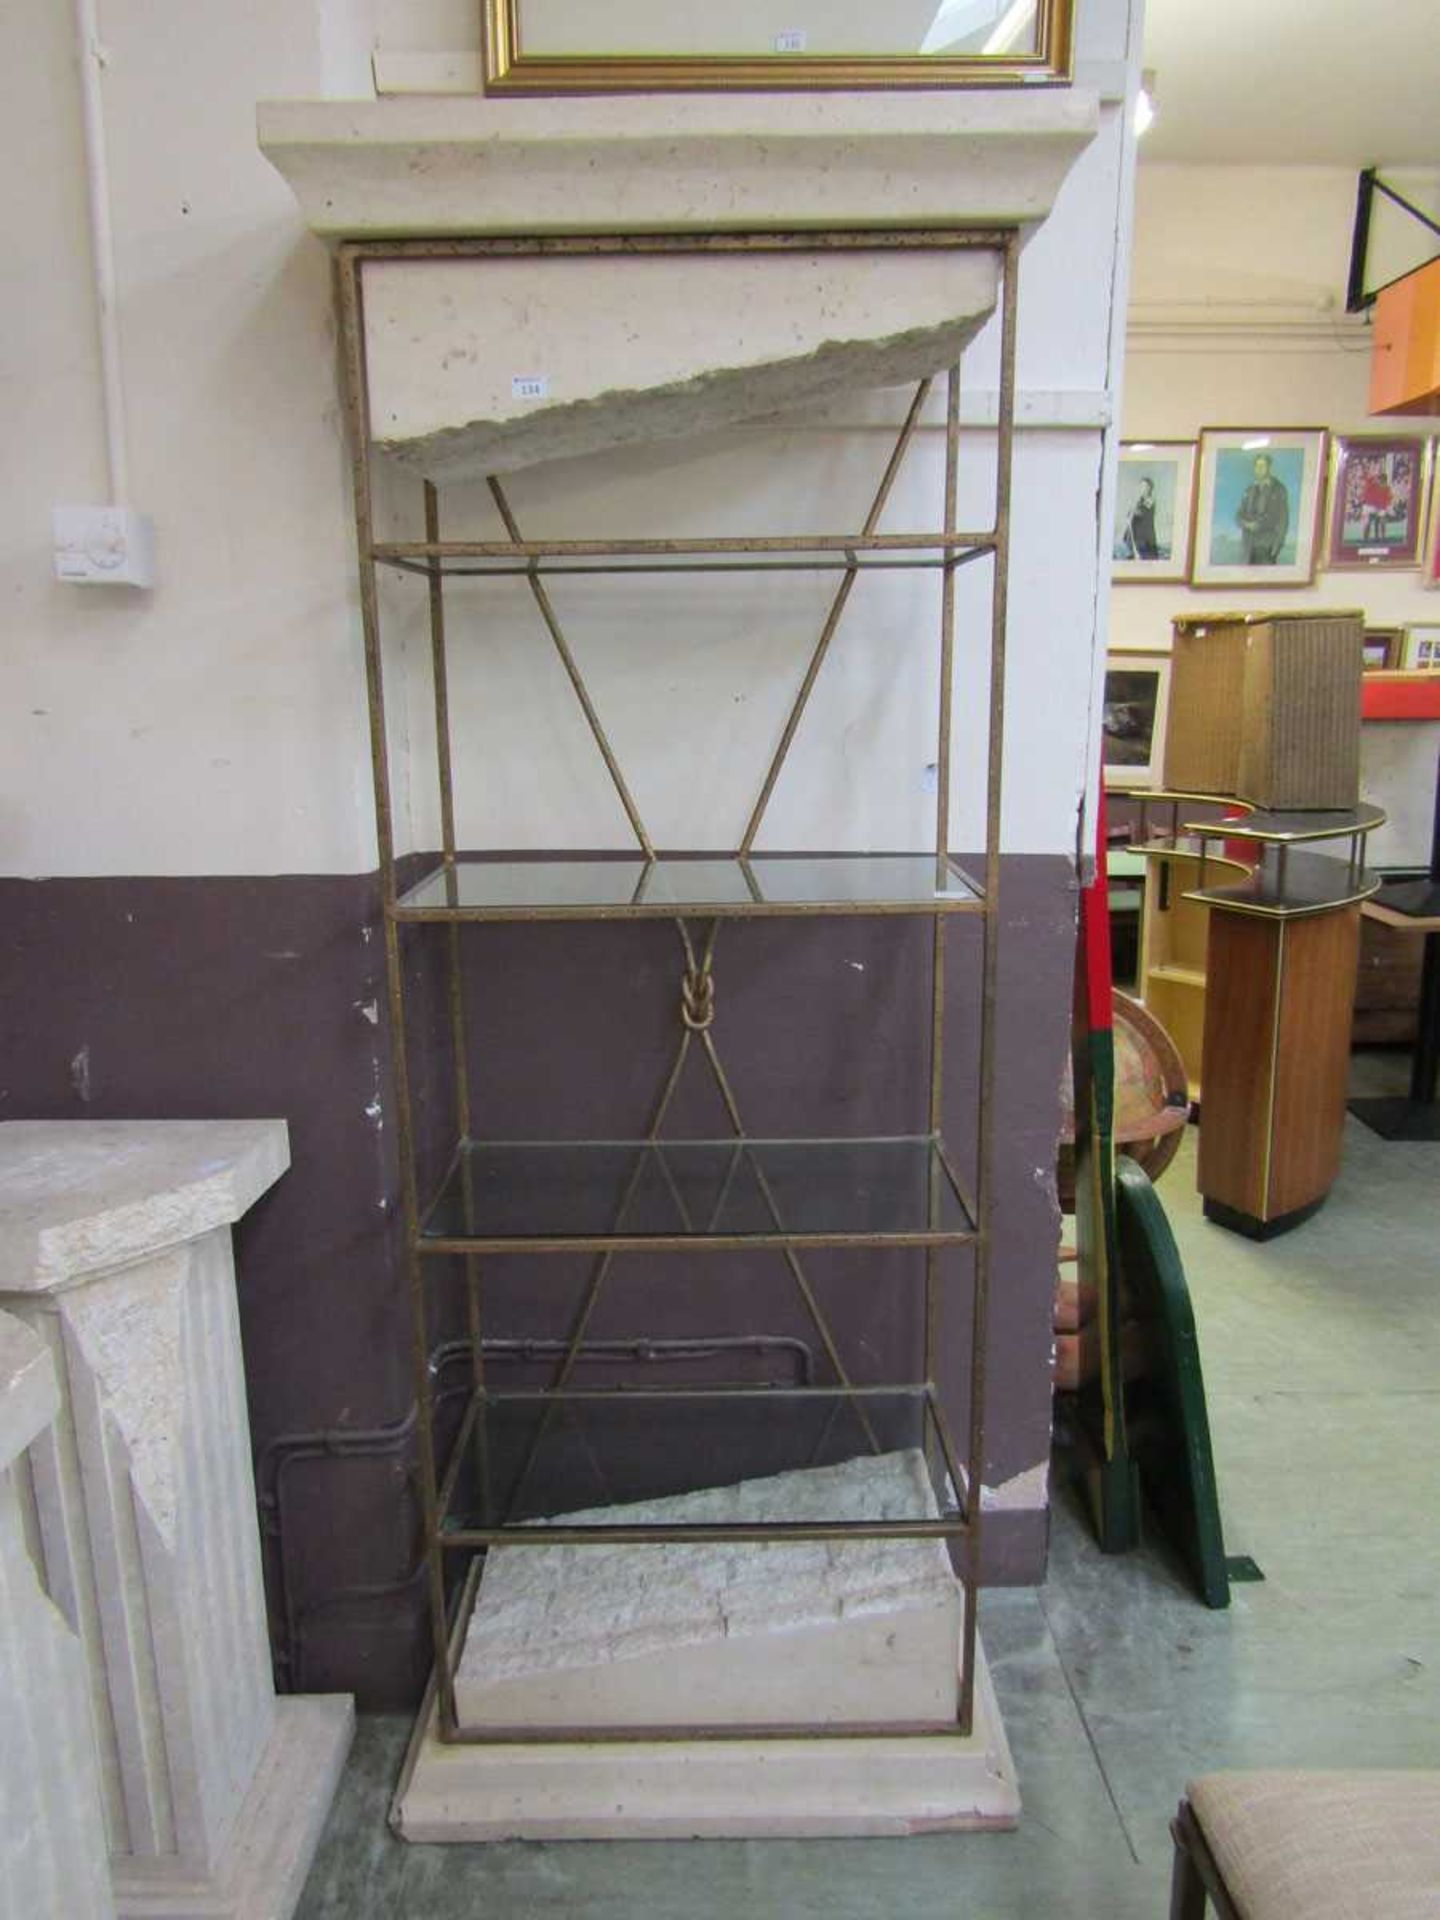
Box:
1;1307;116;1919
0;1121;353;1920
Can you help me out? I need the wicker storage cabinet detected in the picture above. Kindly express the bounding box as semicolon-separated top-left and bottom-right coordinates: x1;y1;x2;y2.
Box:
1165;611;1363;810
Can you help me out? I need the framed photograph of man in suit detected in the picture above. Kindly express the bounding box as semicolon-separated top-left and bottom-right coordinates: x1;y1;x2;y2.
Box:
1191;427;1328;588
1326;434;1431;569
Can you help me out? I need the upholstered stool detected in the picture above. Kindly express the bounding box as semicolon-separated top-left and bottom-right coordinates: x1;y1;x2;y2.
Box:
1171;1772;1440;1918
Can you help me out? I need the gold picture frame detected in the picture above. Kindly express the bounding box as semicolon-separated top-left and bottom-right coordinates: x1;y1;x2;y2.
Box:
481;0;1075;94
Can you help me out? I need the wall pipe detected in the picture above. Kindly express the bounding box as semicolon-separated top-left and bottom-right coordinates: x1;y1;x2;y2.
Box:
73;0;130;504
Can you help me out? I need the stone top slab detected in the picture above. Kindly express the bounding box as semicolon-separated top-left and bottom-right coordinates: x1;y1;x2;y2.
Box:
257;88;1098;240
0;1121;290;1296
0;1309;59;1468
461;1449;957;1688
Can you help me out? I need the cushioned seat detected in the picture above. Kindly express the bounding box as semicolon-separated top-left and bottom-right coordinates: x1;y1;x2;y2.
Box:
1172;1771;1440;1918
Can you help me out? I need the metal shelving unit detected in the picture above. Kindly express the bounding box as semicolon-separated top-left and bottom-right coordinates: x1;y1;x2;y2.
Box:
336;227;1019;1750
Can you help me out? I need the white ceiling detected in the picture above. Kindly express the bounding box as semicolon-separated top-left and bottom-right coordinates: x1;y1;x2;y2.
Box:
1139;0;1440;167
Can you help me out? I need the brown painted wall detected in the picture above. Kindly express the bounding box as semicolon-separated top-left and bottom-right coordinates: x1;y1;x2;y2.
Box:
0;854;1074;1707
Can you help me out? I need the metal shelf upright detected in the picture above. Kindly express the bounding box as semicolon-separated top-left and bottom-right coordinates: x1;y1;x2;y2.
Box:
336;226;1019;1749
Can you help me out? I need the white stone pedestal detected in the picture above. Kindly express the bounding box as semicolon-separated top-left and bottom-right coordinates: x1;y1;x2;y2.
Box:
1;1308;116;1919
0;1121;354;1920
395;1641;1018;1843
392;1452;1019;1842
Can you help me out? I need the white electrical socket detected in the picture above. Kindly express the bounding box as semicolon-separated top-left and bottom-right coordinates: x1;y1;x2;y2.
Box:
53;505;156;588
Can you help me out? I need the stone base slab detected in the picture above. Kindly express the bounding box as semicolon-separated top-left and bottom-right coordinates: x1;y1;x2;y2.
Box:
458;1452;961;1732
113;1695;354;1920
391;1645;1017;1842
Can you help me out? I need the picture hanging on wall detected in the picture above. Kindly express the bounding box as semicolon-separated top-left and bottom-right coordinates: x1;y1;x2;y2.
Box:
1325;435;1432;569
1362;628;1404;671
1401;625;1440;671
1102;651;1171;788
1112;442;1196;582
1191;427;1328;589
1426;471;1440;590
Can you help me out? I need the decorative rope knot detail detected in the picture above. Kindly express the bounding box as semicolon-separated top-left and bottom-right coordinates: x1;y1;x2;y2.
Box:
680;966;716;1032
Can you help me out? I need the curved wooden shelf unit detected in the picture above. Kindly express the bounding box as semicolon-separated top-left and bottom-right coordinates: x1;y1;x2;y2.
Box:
1182;854;1381;922
1179;802;1386;846
1123;787;1383;1227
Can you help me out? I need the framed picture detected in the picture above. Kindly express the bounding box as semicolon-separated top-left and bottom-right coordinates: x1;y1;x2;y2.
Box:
1102;653;1171;789
1112;442;1196;582
1362;627;1404;671
1401;624;1440;671
1191;427;1328;588
1426;465;1440;590
1325;435;1431;568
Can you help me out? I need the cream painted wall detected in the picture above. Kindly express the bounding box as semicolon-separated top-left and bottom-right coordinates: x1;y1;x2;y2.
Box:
1112;163;1440;864
3;0;1137;877
0;0;374;877
382;418;1112;857
1113;164;1440;658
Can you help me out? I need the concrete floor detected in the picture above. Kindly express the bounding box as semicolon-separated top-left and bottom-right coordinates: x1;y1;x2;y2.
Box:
295;1052;1439;1918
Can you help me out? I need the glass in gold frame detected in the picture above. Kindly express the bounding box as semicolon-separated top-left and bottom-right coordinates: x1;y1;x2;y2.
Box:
482;0;1075;92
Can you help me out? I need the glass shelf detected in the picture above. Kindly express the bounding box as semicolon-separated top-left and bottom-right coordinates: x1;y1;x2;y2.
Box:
419;1135;976;1251
1184;849;1381;920
434;1390;961;1543
372;533;995;580
394;853;983;921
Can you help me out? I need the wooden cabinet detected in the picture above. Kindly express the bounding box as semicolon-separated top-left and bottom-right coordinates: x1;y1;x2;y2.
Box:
1124;788;1383;1237
1353;910;1425;1045
1199;906;1362;1237
1166;611;1364;810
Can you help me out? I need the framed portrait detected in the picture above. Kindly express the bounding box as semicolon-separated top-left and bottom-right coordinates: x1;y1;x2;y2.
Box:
1112;442;1196;583
1102;652;1171;789
1325;435;1432;569
1362;627;1404;671
1401;625;1440;671
1426;466;1440;590
1190;428;1328;589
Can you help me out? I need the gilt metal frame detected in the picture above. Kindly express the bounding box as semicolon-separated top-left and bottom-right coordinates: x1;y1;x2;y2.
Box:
336;227;1018;1747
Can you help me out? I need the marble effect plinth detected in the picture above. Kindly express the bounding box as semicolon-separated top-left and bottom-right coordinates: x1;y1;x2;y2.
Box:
395;1649;1017;1844
394;1451;1018;1841
1;1309;116;1919
0;1121;353;1920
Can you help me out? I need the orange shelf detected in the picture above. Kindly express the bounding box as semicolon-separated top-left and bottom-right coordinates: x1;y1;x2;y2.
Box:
1369;257;1440;418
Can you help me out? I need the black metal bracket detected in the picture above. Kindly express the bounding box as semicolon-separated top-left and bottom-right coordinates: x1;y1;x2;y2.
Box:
1347;167;1440;314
